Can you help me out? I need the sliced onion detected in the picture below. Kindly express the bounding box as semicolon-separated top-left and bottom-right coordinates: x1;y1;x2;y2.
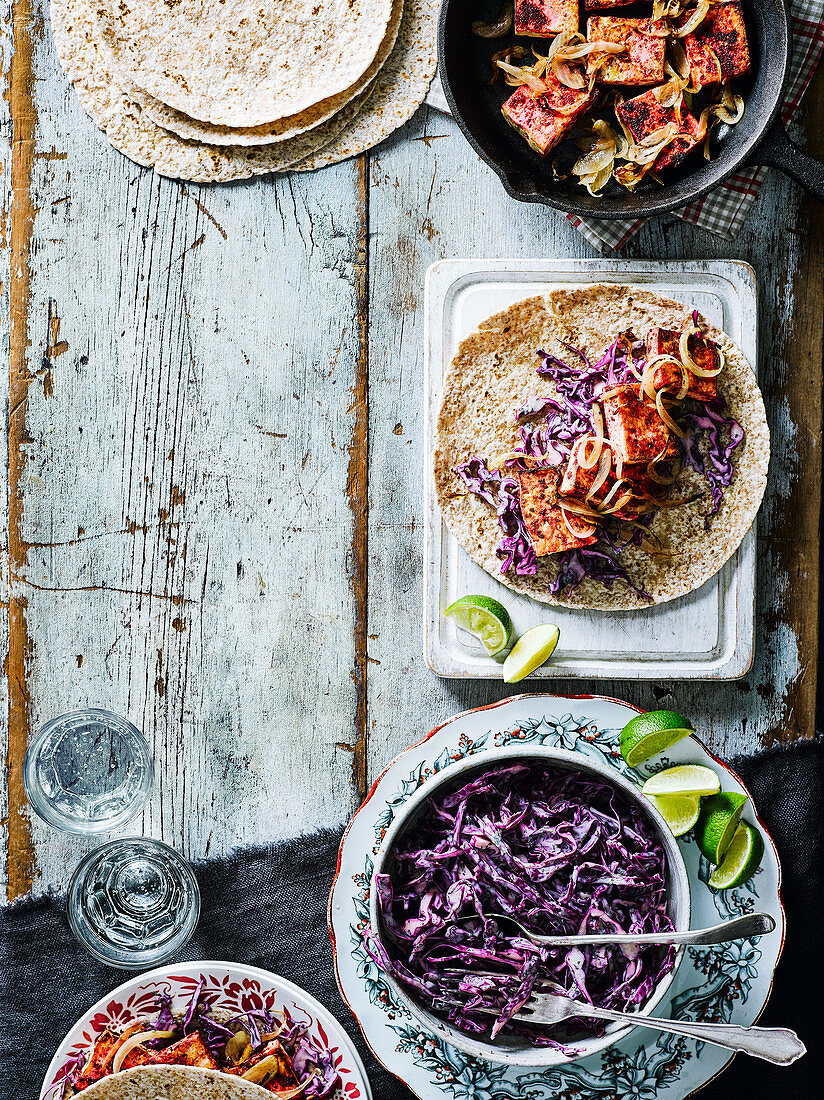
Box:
655;389;689;438
472;5;513;38
111;1030;176;1074
652;76;686;110
676;0;711;37
586;448;613;502
559;503;597;537
496;59;548;94
678;328;724;376
642;353;689;400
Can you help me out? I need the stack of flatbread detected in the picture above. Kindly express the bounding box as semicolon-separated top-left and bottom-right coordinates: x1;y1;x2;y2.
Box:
50;0;437;182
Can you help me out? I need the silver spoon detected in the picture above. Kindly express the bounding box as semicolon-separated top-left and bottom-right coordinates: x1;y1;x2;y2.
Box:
453;911;775;948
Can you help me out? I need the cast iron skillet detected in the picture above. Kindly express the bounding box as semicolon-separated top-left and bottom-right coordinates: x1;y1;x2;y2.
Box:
438;0;824;217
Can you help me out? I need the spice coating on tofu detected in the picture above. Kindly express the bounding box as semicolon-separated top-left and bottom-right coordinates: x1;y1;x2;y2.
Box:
682;3;751;87
646;327;719;401
600;384;674;465
616;89;703;173
586;18;666;86
513;464;599;555
502;82;593;157
559;451;659;519
515;0;579;37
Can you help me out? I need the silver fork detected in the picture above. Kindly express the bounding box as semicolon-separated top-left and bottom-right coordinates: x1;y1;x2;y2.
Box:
452;911;775;948
460;986;805;1065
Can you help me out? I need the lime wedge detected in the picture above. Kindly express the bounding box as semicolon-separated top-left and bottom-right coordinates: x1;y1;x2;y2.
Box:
642;765;721;798
444;595;514;657
695;791;748;864
501;624;560;683
619;711;695;767
708;822;764;889
646;793;702;837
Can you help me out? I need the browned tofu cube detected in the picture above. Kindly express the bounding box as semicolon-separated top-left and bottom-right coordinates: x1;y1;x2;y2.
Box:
586;18;666;86
515;0;579;37
502;79;594;157
616;88;703;173
600;385;674;465
645;327;719;401
145;1031;219;1069
513;464;598;555
559;451;658;519
682;3;751;87
72;1031;118;1090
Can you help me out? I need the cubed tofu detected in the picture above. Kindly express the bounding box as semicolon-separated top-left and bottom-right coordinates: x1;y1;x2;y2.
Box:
586;18;666;85
72;1031;119;1090
559;451;659;519
616;88;703;173
145;1031;219;1070
513;463;598;555
600;385;674;465
645;326;719;401
224;1040;300;1092
502;80;594;157
515;0;579;37
682;3;751;87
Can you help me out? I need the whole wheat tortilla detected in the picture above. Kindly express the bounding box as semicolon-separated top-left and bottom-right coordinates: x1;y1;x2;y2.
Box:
77;1065;270;1099
292;0;437;171
434;285;770;611
95;0;394;127
129;0;404;147
51;0;375;182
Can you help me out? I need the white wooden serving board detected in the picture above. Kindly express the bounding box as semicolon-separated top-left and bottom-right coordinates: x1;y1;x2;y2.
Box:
423;259;758;681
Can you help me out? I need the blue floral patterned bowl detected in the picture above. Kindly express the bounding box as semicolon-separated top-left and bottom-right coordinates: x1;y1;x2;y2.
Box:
369;744;690;1067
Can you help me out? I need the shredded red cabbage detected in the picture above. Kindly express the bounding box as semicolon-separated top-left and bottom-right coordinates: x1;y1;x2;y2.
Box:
372;763;675;1046
678;396;745;514
456;458;537;576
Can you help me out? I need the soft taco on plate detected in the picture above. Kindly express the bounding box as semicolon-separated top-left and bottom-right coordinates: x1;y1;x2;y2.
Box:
434;284;769;610
54;983;338;1096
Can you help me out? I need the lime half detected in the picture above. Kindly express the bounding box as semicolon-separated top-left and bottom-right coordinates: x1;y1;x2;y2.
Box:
619;711;695;767
695;791;748;864
444;595;514;656
708;821;764;889
642;764;721;798
501;624;560;683
646;793;702;837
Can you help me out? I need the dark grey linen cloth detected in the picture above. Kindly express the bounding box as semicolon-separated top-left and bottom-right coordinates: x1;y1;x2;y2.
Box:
1;742;821;1100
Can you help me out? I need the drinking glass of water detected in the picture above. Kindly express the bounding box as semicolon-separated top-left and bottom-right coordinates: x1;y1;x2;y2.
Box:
67;836;201;968
23;709;153;834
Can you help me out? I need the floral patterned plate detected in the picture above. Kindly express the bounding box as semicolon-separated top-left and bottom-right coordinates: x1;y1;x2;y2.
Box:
329;694;785;1100
40;960;371;1100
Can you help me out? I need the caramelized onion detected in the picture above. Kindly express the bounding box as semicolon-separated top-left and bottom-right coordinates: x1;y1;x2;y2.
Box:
496;59;548;94
676;0;711;37
655;389;690;438
111;1030;176;1074
679;328;725;376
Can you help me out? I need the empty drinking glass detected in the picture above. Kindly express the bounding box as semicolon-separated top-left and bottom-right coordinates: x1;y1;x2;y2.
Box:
67;837;201;968
23;709;153;834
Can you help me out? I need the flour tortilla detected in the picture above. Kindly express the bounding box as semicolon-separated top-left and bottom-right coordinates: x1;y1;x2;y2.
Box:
77;1066;270;1099
95;0;394;127
434;285;770;611
292;0;438;171
51;0;375;182
129;0;404;147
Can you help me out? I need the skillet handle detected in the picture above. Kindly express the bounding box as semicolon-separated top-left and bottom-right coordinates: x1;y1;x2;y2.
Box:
747;115;824;203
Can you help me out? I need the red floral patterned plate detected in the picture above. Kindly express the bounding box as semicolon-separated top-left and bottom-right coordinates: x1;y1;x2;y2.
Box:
40;960;371;1100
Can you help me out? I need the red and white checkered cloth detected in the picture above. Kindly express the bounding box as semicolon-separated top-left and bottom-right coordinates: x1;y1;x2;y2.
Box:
426;1;824;249
568;0;824;249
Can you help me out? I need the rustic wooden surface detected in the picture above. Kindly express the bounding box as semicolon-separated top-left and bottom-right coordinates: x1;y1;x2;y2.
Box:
2;4;822;903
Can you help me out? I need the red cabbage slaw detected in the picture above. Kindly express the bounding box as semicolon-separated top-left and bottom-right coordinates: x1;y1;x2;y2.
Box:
369;763;676;1048
59;980;340;1098
456;324;744;595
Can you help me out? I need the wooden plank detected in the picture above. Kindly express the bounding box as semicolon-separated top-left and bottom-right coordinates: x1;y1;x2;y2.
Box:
365;100;822;784
2;5;366;900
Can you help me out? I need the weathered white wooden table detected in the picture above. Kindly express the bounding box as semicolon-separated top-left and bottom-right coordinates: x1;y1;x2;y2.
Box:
2;2;822;903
